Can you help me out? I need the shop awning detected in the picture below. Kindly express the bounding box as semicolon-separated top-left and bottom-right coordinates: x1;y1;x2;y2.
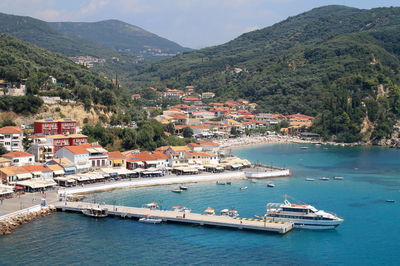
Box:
16;173;32;180
17;179;57;189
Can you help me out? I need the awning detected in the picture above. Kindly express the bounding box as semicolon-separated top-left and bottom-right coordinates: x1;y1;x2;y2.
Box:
52;169;65;176
16;173;32;180
17;179;57;189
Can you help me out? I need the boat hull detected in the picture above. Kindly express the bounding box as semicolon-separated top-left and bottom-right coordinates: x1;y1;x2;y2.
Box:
266;217;342;230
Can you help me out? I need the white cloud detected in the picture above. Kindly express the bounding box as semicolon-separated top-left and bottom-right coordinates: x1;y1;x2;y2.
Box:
79;0;109;15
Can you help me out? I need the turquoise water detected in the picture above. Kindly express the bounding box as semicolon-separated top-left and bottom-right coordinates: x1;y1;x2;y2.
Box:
0;143;399;265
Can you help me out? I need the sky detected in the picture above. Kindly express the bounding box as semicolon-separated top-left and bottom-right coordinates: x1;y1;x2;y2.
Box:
0;0;399;49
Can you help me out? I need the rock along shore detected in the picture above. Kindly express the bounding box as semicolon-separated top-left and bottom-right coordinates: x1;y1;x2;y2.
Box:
0;206;55;235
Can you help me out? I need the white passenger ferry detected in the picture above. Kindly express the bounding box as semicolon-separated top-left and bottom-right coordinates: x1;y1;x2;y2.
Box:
265;200;343;230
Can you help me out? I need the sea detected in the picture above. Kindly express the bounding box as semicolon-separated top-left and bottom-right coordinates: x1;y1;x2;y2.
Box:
0;143;399;265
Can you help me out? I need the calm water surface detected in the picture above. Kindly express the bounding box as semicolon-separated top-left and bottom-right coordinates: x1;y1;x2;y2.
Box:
0;143;399;265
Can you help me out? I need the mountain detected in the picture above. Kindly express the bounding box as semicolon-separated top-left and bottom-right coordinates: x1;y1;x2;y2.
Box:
0;33;121;111
130;5;400;144
49;20;191;59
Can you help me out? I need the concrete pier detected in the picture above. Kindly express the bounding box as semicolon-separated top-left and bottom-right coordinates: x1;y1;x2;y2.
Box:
54;202;294;234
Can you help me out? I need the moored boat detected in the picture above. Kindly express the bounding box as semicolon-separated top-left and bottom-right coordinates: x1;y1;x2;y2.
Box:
203;207;215;215
216;181;226;185
81;207;108;218
305;178;315;181
320;177;329;181
179;185;188;190
267;183;275;188
143;202;160;210
220;209;239;218
139;215;162;224
333;176;344;180
240;186;248;190
172;188;183;193
385;200;395;203
265;199;343;229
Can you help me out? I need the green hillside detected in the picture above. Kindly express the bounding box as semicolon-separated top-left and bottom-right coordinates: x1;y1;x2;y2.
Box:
49;20;191;59
129;5;400;143
0;33;122;111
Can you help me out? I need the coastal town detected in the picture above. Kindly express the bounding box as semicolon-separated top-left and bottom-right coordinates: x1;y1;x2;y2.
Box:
0;84;320;201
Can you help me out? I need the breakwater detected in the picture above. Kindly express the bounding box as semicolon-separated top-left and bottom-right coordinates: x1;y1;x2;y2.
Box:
0;206;55;235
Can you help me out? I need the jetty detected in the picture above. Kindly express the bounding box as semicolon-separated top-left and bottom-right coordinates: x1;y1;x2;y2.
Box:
54;202;294;234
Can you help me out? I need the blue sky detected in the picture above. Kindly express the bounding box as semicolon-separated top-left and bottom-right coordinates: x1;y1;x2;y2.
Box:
0;0;398;48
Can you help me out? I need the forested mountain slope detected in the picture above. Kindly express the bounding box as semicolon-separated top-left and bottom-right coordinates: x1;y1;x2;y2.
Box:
130;6;400;143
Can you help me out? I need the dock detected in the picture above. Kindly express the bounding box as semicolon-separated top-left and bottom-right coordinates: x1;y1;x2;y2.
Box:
54;202;294;234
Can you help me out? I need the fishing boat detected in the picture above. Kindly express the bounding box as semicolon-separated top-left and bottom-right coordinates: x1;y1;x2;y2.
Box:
139;215;162;224
386;200;395;203
333;176;344;180
240;186;248;190
172;206;191;213
267;183;275;188
172;188;183;193
300;146;309;150
305;178;315;181
265;199;343;230
320;177;329;181
81;207;108;218
220;209;239;218
179;185;188;190
143;202;160;210
226;181;232;185
216;181;226;185
203;207;215;215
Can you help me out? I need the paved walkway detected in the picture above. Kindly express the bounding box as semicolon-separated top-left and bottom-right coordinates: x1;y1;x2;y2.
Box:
0;190;59;216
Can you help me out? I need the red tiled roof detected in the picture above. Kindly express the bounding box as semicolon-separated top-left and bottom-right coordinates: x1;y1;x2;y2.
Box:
65;146;89;154
107;151;126;159
169;114;187;119
182;96;200;101
22;165;52;172
198;140;219;146
156;146;171;151
286;113;315;119
127;152;168;162
2;151;33;158
188;143;201;147
0;126;22;134
186;151;212;157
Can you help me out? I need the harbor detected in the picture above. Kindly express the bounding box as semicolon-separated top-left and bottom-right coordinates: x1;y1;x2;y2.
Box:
55;201;294;234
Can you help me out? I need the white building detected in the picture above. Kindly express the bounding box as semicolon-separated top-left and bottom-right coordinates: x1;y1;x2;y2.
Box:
0;126;23;152
2;151;35;166
55;146;91;173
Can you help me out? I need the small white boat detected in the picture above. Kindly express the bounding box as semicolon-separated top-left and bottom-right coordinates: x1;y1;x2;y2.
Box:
139;215;162;224
305;178;315;181
179;185;188;190
240;186;248;190
216;181;226;185
220;209;239;218
172;206;191;213
300;146;309;150
267;183;275;188
320;177;329;181
143;202;160;210
203;207;215;215
333;176;344;180
81;207;108;218
172;188;183;193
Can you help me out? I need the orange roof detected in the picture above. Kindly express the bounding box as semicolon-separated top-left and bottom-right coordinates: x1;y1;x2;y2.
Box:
286;113;315;119
64;146;89;154
172;104;191;109
166;108;181;112
155;146;171;151
127;152;168;162
107;151;126;159
188;143;201;147
182;96;200;101
0;126;22;134
169;114;187;119
208;102;224;106
2;151;33;158
186;151;212;157
0;166;30;175
22;165;52;172
174;125;186;130
198;140;219;146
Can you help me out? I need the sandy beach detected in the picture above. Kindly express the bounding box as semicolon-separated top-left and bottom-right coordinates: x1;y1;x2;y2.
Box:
217;135;318;149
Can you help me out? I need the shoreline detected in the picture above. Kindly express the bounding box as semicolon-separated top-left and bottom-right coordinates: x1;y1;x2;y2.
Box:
60;171;248;195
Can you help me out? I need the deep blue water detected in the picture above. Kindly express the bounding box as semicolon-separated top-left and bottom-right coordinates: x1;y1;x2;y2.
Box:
1;143;399;265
